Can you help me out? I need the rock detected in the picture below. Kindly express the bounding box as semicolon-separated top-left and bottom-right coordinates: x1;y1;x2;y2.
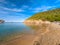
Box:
33;41;40;45
0;20;5;23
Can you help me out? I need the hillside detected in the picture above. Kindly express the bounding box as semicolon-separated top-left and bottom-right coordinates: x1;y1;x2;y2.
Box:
27;8;60;22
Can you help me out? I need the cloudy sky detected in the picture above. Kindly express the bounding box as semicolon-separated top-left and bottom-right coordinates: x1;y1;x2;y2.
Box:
0;0;60;22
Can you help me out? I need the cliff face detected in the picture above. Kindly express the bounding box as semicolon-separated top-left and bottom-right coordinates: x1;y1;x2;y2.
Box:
24;20;51;25
0;20;5;23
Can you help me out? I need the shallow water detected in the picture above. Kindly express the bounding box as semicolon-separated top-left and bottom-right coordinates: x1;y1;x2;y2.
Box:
0;22;35;42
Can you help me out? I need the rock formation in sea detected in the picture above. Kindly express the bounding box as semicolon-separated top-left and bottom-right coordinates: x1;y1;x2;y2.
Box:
0;20;5;23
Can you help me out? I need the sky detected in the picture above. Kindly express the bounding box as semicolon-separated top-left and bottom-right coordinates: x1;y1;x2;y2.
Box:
0;0;60;22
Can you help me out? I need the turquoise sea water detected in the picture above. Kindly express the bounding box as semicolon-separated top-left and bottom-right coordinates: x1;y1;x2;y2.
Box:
0;22;34;42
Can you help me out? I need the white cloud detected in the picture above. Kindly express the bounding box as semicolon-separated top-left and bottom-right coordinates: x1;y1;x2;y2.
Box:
35;8;42;11
3;7;24;12
33;8;42;12
22;5;29;8
0;7;9;14
21;5;30;9
32;6;56;13
0;11;9;14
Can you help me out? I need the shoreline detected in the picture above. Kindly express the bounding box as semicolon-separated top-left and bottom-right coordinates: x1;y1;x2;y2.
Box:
1;21;60;45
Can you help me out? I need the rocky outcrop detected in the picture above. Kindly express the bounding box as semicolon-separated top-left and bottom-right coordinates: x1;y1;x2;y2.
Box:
0;20;5;23
24;20;51;25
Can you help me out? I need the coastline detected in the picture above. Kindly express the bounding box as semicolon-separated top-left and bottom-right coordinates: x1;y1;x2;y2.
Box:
24;20;60;45
1;21;60;45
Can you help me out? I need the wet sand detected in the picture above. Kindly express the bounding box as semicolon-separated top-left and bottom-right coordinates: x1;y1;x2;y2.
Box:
1;34;36;45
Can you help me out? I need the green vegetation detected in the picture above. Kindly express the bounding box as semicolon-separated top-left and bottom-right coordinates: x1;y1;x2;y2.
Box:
27;8;60;22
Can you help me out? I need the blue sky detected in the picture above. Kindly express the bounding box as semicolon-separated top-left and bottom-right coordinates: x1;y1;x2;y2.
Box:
0;0;60;22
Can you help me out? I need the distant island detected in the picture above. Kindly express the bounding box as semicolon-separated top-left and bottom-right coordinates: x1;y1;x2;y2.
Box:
24;8;60;24
0;20;5;23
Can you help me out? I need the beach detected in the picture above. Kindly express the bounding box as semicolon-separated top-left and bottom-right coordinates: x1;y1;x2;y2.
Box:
1;22;60;45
